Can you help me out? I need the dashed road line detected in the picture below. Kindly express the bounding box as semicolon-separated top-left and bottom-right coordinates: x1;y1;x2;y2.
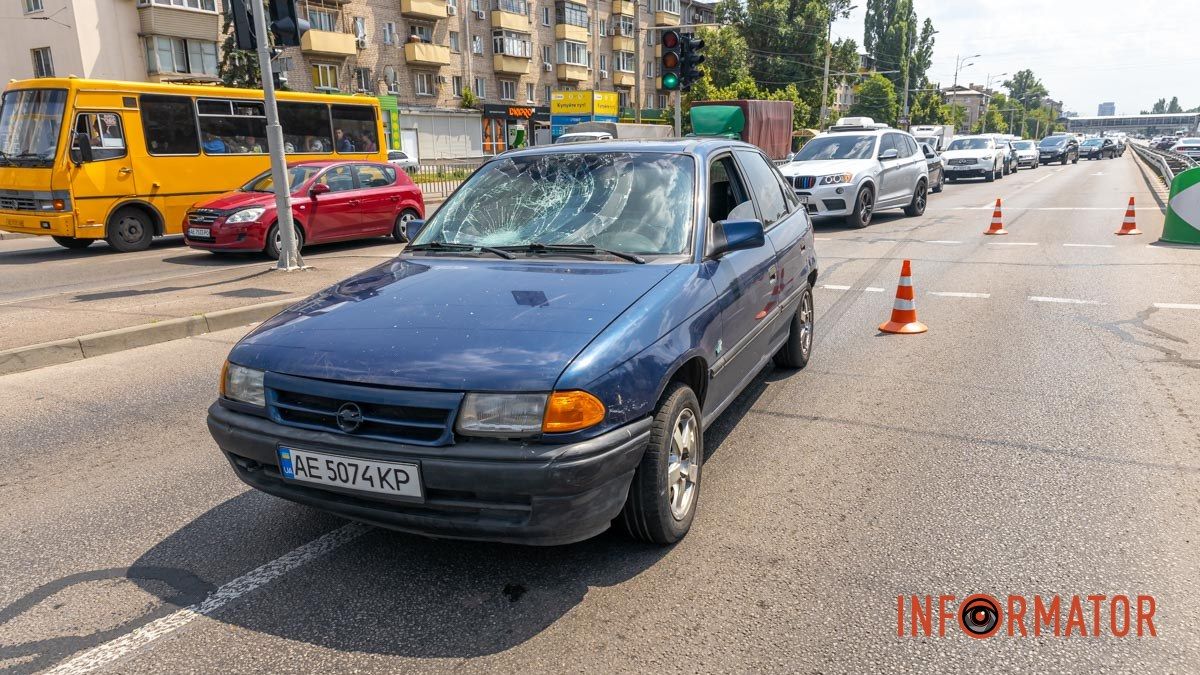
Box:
922;240;962;245
1029;296;1103;305
1062;243;1115;248
1153;303;1200;310
821;284;852;290
819;285;886;293
929;292;991;298
44;523;372;675
863;287;885;293
989;242;1039;246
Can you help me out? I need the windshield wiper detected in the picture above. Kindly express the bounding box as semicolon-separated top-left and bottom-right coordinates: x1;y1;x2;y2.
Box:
502;243;646;264
407;241;516;260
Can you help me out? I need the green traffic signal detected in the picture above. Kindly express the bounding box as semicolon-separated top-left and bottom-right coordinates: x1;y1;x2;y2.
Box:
662;72;680;90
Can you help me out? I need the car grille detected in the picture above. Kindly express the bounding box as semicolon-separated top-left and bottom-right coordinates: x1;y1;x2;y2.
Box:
792;176;816;190
948;158;976;166
0;196;38;211
265;372;462;447
187;209;223;225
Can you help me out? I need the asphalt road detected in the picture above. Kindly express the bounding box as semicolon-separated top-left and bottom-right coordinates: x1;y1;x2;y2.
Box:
1;154;1198;673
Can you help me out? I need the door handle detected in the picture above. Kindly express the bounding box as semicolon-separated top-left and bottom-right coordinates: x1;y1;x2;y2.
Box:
388;196;400;202
118;167;132;175
768;265;777;283
348;199;361;206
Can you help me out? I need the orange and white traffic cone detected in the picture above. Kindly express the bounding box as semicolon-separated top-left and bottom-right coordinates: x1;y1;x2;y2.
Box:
879;259;928;335
1115;196;1142;235
984;198;1008;235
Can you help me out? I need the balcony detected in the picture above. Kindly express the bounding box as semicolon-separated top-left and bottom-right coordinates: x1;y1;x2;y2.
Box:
490;9;527;31
493;54;531;75
555;23;588;42
612;34;635;52
300;30;357;58
556;64;588;82
654;11;679;26
404;41;452;66
401;0;448;20
613;71;635;87
611;0;636;16
137;4;220;41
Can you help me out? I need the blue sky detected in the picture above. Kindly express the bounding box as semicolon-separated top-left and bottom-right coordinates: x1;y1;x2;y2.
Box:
831;0;1200;116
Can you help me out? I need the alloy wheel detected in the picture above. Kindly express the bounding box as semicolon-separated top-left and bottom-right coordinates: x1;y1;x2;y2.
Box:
667;408;699;521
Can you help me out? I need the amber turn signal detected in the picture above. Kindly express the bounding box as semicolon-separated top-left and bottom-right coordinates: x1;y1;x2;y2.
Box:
542;390;606;433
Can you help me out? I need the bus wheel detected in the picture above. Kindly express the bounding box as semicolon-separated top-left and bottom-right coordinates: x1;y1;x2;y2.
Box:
106;207;154;252
51;236;94;250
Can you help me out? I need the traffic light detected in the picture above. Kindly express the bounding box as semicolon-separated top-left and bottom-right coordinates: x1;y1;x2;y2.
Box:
227;0;257;51
268;0;308;47
660;30;681;91
679;33;706;91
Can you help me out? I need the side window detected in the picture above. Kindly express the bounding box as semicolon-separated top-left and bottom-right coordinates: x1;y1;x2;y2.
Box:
279;102;332;153
331;105;378;153
877;133;897;158
140;94;198;155
317;165;357;192
904;136;919;157
73;112;126;161
733;149;788;227
707;155;752;224
197;99;267;155
353;163;392;188
921;143;936;159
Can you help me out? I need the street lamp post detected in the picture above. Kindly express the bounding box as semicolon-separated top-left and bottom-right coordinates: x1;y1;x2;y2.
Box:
819;3;856;129
980;72;1007;133
950;53;979;131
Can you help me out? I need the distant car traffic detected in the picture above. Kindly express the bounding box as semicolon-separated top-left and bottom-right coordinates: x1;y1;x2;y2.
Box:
779;117;929;228
941;136;1008;182
183;160;425;258
920;142;945;193
387;150;418;170
1038;135;1080;165
1170;138;1200;160
1080;138;1117;160
1010;140;1040;168
1155;136;1178;151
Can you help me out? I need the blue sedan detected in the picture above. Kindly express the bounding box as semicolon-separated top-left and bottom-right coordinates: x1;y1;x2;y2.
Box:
207;139;819;546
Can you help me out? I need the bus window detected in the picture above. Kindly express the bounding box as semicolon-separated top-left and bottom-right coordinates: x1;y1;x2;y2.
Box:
198;98;267;154
140;94;199;155
279;101;332;154
73;112;126;161
331;105;377;153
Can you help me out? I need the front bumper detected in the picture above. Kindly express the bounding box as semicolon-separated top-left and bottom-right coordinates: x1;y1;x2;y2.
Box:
0;210;77;237
790;183;853;217
1017;155;1038;166
945;164;990;177
1039;151;1067;162
207;402;651;546
183;221;269;251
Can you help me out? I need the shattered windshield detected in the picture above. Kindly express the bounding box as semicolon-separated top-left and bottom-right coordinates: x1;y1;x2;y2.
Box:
0;89;67;167
415;152;696;256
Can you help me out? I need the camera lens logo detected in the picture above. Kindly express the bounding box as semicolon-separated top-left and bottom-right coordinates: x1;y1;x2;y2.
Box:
958;594;1003;639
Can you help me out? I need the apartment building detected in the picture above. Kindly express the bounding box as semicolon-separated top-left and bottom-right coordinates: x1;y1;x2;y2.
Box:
1;0;224;85
274;0;715;158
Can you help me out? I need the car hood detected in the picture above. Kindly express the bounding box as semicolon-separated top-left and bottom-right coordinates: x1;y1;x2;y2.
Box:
228;257;678;392
779;158;876;177
194;190;280;212
1015;148;1038;156
941;149;995;161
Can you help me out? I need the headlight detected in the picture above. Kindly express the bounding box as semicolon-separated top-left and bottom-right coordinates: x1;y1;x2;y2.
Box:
225;207;266;224
221;362;265;407
456;393;548;437
819;172;853;186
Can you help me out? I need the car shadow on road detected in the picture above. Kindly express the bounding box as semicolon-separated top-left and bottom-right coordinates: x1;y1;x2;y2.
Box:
810;212;908;234
0;237;186;266
160;238;401;267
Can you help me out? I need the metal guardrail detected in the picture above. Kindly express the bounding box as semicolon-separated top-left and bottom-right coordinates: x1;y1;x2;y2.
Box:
1130;141;1199;185
406;160;486;200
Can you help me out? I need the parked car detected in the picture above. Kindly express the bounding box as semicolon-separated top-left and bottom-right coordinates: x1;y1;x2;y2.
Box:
993;138;1020;175
941;135;1008;182
1080;137;1117;160
779;117;929;228
920;142;944;193
206;139;819;546
387;150;418;170
1011;140;1040;168
1170;138;1200;160
1155;136;1178;151
1038;135;1080;165
1109;135;1127;156
183;161;425;258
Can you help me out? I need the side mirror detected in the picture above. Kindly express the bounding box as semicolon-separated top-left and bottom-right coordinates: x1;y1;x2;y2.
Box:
406;218;427;241
70;132;93;165
309;182;330;197
879;148;899;161
710;219;765;258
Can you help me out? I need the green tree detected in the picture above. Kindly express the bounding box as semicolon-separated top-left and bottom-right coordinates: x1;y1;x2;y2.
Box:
1167;96;1183;113
849;73;898;124
1002;70;1048;109
695;26;751;90
910;18;936;87
218;4;264;88
863;0;917;92
1150;98;1167;114
972;93;1010;134
909;86;949;125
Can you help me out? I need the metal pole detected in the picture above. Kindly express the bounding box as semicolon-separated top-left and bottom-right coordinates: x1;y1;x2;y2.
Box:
818;17;832;128
901;61;910;126
674;89;681;137
634;19;642;123
250;0;303;270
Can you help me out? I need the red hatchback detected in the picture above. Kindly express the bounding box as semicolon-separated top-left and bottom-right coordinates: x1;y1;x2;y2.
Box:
183;161;424;258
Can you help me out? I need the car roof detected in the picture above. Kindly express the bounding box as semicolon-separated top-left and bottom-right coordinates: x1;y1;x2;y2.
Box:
497;137;761;160
284;159;381;168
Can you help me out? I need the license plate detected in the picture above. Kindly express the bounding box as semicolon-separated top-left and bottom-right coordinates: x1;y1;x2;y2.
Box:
187;227;209;238
796;195;811;204
277;446;422;499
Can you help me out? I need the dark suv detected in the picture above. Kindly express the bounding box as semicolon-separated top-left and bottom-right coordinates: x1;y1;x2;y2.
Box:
1038;135;1079;165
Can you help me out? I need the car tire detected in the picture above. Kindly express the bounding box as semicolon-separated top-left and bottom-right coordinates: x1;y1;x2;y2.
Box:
105;207;154;252
932;172;944;193
263;222;305;260
985;165;996;182
773;286;814;369
1072;155;1079;164
1062;156;1069;165
619;382;703;545
947;176;957;183
846;185;874;228
51;236;94;250
392;209;420;243
904;179;928;217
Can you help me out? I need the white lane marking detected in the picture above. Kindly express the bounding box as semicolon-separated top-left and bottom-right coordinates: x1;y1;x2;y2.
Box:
954;206;1137;211
1063;243;1115;248
45;523;371;675
1029;296;1103;305
863;287;886;293
815;236;833;241
929;292;991;298
821;284;851;290
922;240;962;244
980;200;998;208
1153;303;1200;310
1033;174;1054;184
989;242;1039;246
1091;172;1106;176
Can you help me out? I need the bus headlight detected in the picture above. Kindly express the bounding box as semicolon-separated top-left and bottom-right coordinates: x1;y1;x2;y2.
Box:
226;207;266;224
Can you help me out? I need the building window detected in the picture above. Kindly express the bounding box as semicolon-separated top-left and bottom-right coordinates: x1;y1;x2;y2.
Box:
30;47;54;77
449;31;461;52
274;56;293;72
355;67;372;92
410;22;433;43
471;35;483;54
555;2;588;28
615;50;634;72
618;90;629;108
453;75;463;96
526;82;534;102
647;30;655;47
492;30;531;57
599;18;606;36
144;37;217;76
542;45;552;65
307;7;337;32
617;15;634;35
138;0;216;10
656;0;679;14
415;72;435;96
447;0;458;12
383;66;399;93
470;0;480;11
474;77;486;99
658;94;667;108
495;0;528;13
556;40;587;66
382;22;396;45
599;54;607;73
646;60;654;77
23;0;43;13
544;85;551;103
354;16;366;40
500;80;516;101
312;63;340;91
541;6;550;25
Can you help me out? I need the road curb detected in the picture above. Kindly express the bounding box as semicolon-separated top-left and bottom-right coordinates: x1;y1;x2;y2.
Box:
0;232;34;240
0;298;296;377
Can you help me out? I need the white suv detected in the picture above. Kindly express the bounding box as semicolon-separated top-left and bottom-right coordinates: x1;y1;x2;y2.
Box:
778;117;929;228
942;135;1009;182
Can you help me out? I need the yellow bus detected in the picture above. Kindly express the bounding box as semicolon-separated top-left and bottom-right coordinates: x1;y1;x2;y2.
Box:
0;77;386;251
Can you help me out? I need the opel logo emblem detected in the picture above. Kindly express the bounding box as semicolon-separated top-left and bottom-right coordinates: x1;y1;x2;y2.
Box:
336;402;364;433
